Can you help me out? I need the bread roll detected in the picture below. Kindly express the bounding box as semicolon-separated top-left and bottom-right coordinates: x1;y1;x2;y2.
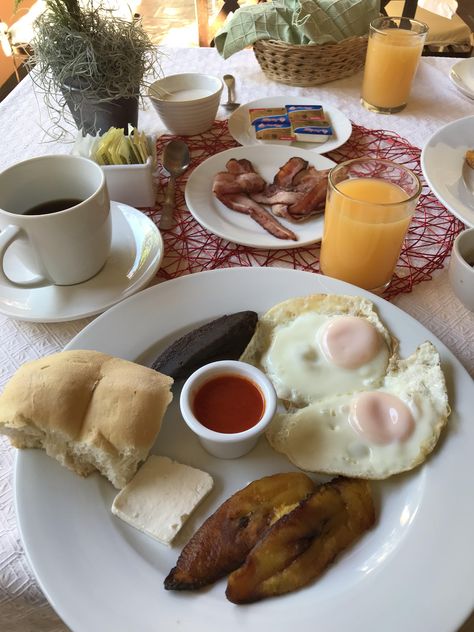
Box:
0;350;173;488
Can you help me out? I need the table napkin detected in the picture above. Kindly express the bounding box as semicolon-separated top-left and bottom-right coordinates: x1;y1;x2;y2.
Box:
214;0;379;59
417;0;458;19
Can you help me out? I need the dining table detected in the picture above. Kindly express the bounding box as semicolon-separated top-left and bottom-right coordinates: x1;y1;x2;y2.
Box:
0;45;473;632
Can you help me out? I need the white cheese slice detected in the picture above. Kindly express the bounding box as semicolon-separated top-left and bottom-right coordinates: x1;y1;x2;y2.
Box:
111;455;214;546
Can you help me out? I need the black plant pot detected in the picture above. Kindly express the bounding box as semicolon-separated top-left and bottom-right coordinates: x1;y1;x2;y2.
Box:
63;82;139;135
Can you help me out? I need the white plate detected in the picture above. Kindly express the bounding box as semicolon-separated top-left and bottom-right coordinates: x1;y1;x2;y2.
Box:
449;58;474;101
421;115;474;228
228;97;352;154
0;202;163;322
185;145;335;248
15;267;474;632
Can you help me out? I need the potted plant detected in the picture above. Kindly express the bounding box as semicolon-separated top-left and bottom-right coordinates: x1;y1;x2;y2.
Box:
17;0;160;136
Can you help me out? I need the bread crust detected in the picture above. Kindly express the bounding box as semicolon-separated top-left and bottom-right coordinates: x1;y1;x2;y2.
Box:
0;350;174;487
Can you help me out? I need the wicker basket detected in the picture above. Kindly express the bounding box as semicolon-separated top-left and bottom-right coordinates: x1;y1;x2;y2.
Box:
253;36;368;87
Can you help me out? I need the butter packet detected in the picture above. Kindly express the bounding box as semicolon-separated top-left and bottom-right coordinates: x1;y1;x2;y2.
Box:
286;105;333;143
249;107;286;124
286;104;326;123
254;116;292;140
292;124;334;143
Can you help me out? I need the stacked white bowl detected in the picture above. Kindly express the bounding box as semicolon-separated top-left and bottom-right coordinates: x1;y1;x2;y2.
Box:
148;73;224;136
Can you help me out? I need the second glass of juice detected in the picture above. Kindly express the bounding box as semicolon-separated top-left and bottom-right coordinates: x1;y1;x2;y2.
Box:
361;16;428;114
319;158;421;293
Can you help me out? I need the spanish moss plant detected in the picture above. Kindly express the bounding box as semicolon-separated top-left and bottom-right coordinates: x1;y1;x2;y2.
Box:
18;0;160;137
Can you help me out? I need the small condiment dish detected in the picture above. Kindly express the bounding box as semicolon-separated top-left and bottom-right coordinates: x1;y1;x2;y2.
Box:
448;227;474;311
148;73;223;136
180;360;277;459
102;156;155;208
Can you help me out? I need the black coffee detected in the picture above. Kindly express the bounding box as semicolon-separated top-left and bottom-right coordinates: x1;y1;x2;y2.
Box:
23;198;83;216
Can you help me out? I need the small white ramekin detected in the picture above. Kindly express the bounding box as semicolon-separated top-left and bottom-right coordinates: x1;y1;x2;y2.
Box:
180;360;277;459
448;227;474;312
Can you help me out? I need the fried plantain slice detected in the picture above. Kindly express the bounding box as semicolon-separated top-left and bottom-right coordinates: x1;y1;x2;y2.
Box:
164;472;316;591
226;477;375;604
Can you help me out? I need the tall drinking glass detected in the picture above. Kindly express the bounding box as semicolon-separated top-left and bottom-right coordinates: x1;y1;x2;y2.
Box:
319;158;421;293
361;17;428;114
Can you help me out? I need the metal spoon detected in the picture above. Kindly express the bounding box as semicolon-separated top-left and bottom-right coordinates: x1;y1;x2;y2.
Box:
222;74;240;111
149;83;174;100
159;140;191;230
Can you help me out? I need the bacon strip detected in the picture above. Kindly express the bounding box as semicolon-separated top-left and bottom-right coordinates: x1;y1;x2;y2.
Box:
251;190;304;206
212;157;329;237
273;157;308;188
260;161;329;220
293;167;330;192
215;192;298;241
212;171;266;196
288;169;329;217
226;158;254;174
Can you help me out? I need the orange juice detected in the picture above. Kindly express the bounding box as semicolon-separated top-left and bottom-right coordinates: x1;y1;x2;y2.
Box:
361;18;428;113
320;178;412;291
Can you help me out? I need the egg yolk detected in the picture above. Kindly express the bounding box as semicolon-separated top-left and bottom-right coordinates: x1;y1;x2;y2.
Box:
321;316;383;370
349;391;415;444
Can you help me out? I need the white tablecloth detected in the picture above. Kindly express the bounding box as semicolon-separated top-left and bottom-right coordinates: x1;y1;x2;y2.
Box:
0;47;473;632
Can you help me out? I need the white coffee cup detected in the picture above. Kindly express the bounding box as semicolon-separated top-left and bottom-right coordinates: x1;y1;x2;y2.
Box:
0;155;111;288
448;227;474;311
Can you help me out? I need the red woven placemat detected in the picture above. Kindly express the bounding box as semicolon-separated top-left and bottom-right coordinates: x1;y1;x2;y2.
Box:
147;120;464;300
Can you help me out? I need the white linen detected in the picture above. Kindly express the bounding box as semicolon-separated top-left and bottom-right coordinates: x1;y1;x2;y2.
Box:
418;0;458;19
0;47;473;631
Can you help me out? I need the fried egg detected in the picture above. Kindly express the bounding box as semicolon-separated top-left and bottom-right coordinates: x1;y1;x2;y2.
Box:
266;342;450;479
240;295;396;406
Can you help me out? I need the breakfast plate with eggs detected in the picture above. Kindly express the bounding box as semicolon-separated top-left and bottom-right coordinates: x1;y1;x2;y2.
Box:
14;267;474;632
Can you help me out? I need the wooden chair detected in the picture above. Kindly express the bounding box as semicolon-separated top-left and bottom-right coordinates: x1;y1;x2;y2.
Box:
381;0;472;56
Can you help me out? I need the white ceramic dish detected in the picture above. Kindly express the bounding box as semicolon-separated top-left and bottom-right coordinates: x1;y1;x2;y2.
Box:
0;202;163;322
421;114;474;228
180;360;277;459
449;58;474;101
148;73;224;136
228;97;352;154
448;227;474;311
14;267;474;632
185;145;335;248
102;156;156;208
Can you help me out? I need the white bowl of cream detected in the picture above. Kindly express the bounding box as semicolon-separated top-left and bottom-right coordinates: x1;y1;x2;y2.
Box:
148;73;224;136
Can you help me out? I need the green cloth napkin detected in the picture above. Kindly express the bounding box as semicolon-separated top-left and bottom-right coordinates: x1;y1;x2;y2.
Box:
215;0;380;59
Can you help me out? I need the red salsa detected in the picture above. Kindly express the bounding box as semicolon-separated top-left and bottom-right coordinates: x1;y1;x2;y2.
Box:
192;374;265;434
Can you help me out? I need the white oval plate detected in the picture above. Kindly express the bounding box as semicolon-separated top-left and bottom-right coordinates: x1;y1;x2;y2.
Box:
185;145;335;248
228;97;352;154
421;114;474;228
449;58;474;101
0;202;163;322
15;267;474;632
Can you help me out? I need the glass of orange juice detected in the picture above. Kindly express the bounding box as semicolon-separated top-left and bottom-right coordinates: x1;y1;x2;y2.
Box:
319;158;421;293
361;17;428;114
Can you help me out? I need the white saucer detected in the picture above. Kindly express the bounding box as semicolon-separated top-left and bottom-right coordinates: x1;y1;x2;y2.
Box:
0;202;164;323
449;58;474;101
228;97;352;154
421;115;474;228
